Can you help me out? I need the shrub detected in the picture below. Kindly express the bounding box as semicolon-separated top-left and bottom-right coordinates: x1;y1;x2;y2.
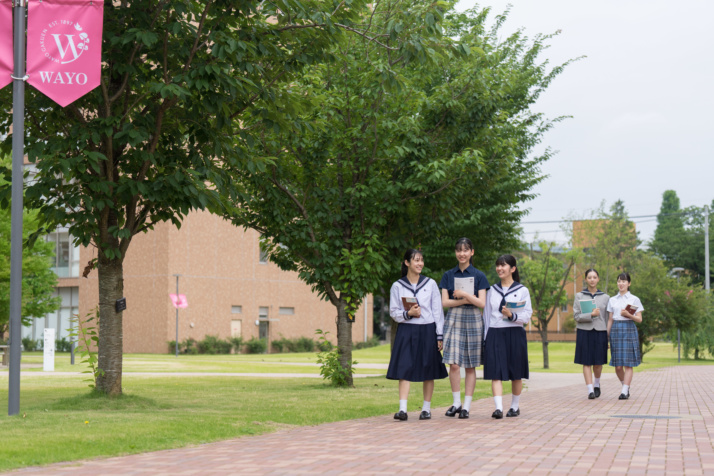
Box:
55;337;72;352
562;317;576;333
245;337;267;354
181;337;198;355
21;337;41;352
295;336;315;353
229;336;244;354
197;335;233;354
315;329;355;387
271;336;290;353
354;335;380;350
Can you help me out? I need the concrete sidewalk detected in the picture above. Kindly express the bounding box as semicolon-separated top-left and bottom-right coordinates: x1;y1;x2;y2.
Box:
10;366;714;475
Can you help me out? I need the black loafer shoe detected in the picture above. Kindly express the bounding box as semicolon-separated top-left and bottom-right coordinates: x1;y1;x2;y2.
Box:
394;411;408;420
506;408;520;417
458;409;469;419
419;411;431;420
594;386;601;398
445;405;462;417
588;392;596;400
491;409;503;419
618;392;630;400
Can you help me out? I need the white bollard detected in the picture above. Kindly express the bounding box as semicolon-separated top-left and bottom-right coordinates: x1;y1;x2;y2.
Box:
43;328;55;372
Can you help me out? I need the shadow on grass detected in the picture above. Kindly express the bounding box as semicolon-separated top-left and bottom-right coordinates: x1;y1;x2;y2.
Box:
50;390;170;412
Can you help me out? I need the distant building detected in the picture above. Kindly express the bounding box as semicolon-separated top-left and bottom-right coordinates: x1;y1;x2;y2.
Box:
22;209;372;353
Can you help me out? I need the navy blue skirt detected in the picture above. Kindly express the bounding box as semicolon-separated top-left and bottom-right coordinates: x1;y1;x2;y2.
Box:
387;323;448;382
483;326;529;381
574;329;608;366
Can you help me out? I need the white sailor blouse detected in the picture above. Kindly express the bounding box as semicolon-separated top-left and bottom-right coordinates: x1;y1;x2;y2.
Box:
483;282;533;338
389;275;445;340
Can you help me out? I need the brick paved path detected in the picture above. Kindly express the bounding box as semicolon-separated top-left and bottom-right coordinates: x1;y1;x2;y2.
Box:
11;366;714;475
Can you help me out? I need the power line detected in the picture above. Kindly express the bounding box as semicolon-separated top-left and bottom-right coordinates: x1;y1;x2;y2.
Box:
520;211;693;225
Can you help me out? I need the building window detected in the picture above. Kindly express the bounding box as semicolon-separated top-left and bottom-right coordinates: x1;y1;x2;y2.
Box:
231;306;242;314
259;247;269;264
22;287;78;341
561;303;568;312
258;307;269;341
47;230;80;278
279;307;294;315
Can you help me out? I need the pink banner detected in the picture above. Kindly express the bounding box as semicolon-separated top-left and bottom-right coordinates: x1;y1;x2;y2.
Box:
27;0;103;107
170;294;188;309
0;1;12;91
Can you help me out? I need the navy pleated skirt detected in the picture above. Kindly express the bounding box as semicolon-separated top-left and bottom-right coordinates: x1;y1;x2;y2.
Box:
387;323;448;382
483;326;529;381
574;329;608;366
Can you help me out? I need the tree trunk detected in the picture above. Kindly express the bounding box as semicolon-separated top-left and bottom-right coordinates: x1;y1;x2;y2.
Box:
390;320;398;349
539;325;549;369
695;348;699;360
96;258;124;395
336;298;354;387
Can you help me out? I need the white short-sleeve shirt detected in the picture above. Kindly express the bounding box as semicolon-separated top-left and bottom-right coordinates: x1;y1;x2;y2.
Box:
607;292;644;321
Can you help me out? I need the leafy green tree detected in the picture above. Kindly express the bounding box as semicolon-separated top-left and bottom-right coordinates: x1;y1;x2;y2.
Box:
223;4;572;385
650;190;713;286
0;0;371;395
673;298;714;360
519;242;577;369
0;158;60;337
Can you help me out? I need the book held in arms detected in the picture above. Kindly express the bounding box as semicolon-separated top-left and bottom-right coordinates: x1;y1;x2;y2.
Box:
579;299;596;314
624;304;638;315
453;277;475;296
402;296;419;311
503;301;525;320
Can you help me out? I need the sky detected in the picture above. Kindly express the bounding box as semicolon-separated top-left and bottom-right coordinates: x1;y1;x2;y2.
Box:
455;0;714;247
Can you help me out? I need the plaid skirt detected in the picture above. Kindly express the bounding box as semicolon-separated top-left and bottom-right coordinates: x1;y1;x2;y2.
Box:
610;320;641;367
442;305;483;368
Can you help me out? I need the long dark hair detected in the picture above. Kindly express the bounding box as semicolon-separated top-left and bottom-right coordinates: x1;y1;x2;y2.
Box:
495;254;520;283
401;248;424;277
617;272;631;290
455;237;474;265
584;268;599;278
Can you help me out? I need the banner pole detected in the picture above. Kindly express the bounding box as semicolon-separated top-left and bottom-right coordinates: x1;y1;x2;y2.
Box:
8;0;27;417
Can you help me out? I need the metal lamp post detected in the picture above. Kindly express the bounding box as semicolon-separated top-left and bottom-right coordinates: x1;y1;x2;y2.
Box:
173;274;181;357
668;267;685;363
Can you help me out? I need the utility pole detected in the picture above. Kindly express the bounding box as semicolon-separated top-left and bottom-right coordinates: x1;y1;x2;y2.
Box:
705;205;710;293
8;0;27;417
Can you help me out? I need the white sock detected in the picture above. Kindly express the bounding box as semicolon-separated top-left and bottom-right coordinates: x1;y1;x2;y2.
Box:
463;396;473;412
622;384;630;395
399;400;407;412
452;391;461;407
494;396;503;411
587;384;594;395
620;380;624;386
510;394;520;410
422;401;431;413
594;378;601;388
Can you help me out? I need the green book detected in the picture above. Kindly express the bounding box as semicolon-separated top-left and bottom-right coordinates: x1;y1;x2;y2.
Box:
579;299;596;314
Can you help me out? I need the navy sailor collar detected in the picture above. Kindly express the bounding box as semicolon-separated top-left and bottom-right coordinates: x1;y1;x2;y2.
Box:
492;281;524;295
398;275;429;295
581;288;605;298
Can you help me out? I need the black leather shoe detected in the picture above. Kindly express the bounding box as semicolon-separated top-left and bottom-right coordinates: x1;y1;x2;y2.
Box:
458;409;469;419
491;409;503;419
506;408;520;417
394;411;408;420
594;386;601;398
445;405;462;417
419;411;431;420
618;392;630;400
588;392;596;400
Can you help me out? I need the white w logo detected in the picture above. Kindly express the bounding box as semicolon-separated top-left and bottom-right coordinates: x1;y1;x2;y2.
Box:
51;34;83;64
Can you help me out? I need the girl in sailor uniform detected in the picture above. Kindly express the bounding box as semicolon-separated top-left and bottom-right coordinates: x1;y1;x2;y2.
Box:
573;268;610;399
387;248;448;421
607;272;643;400
440;237;490;419
483;254;532;419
